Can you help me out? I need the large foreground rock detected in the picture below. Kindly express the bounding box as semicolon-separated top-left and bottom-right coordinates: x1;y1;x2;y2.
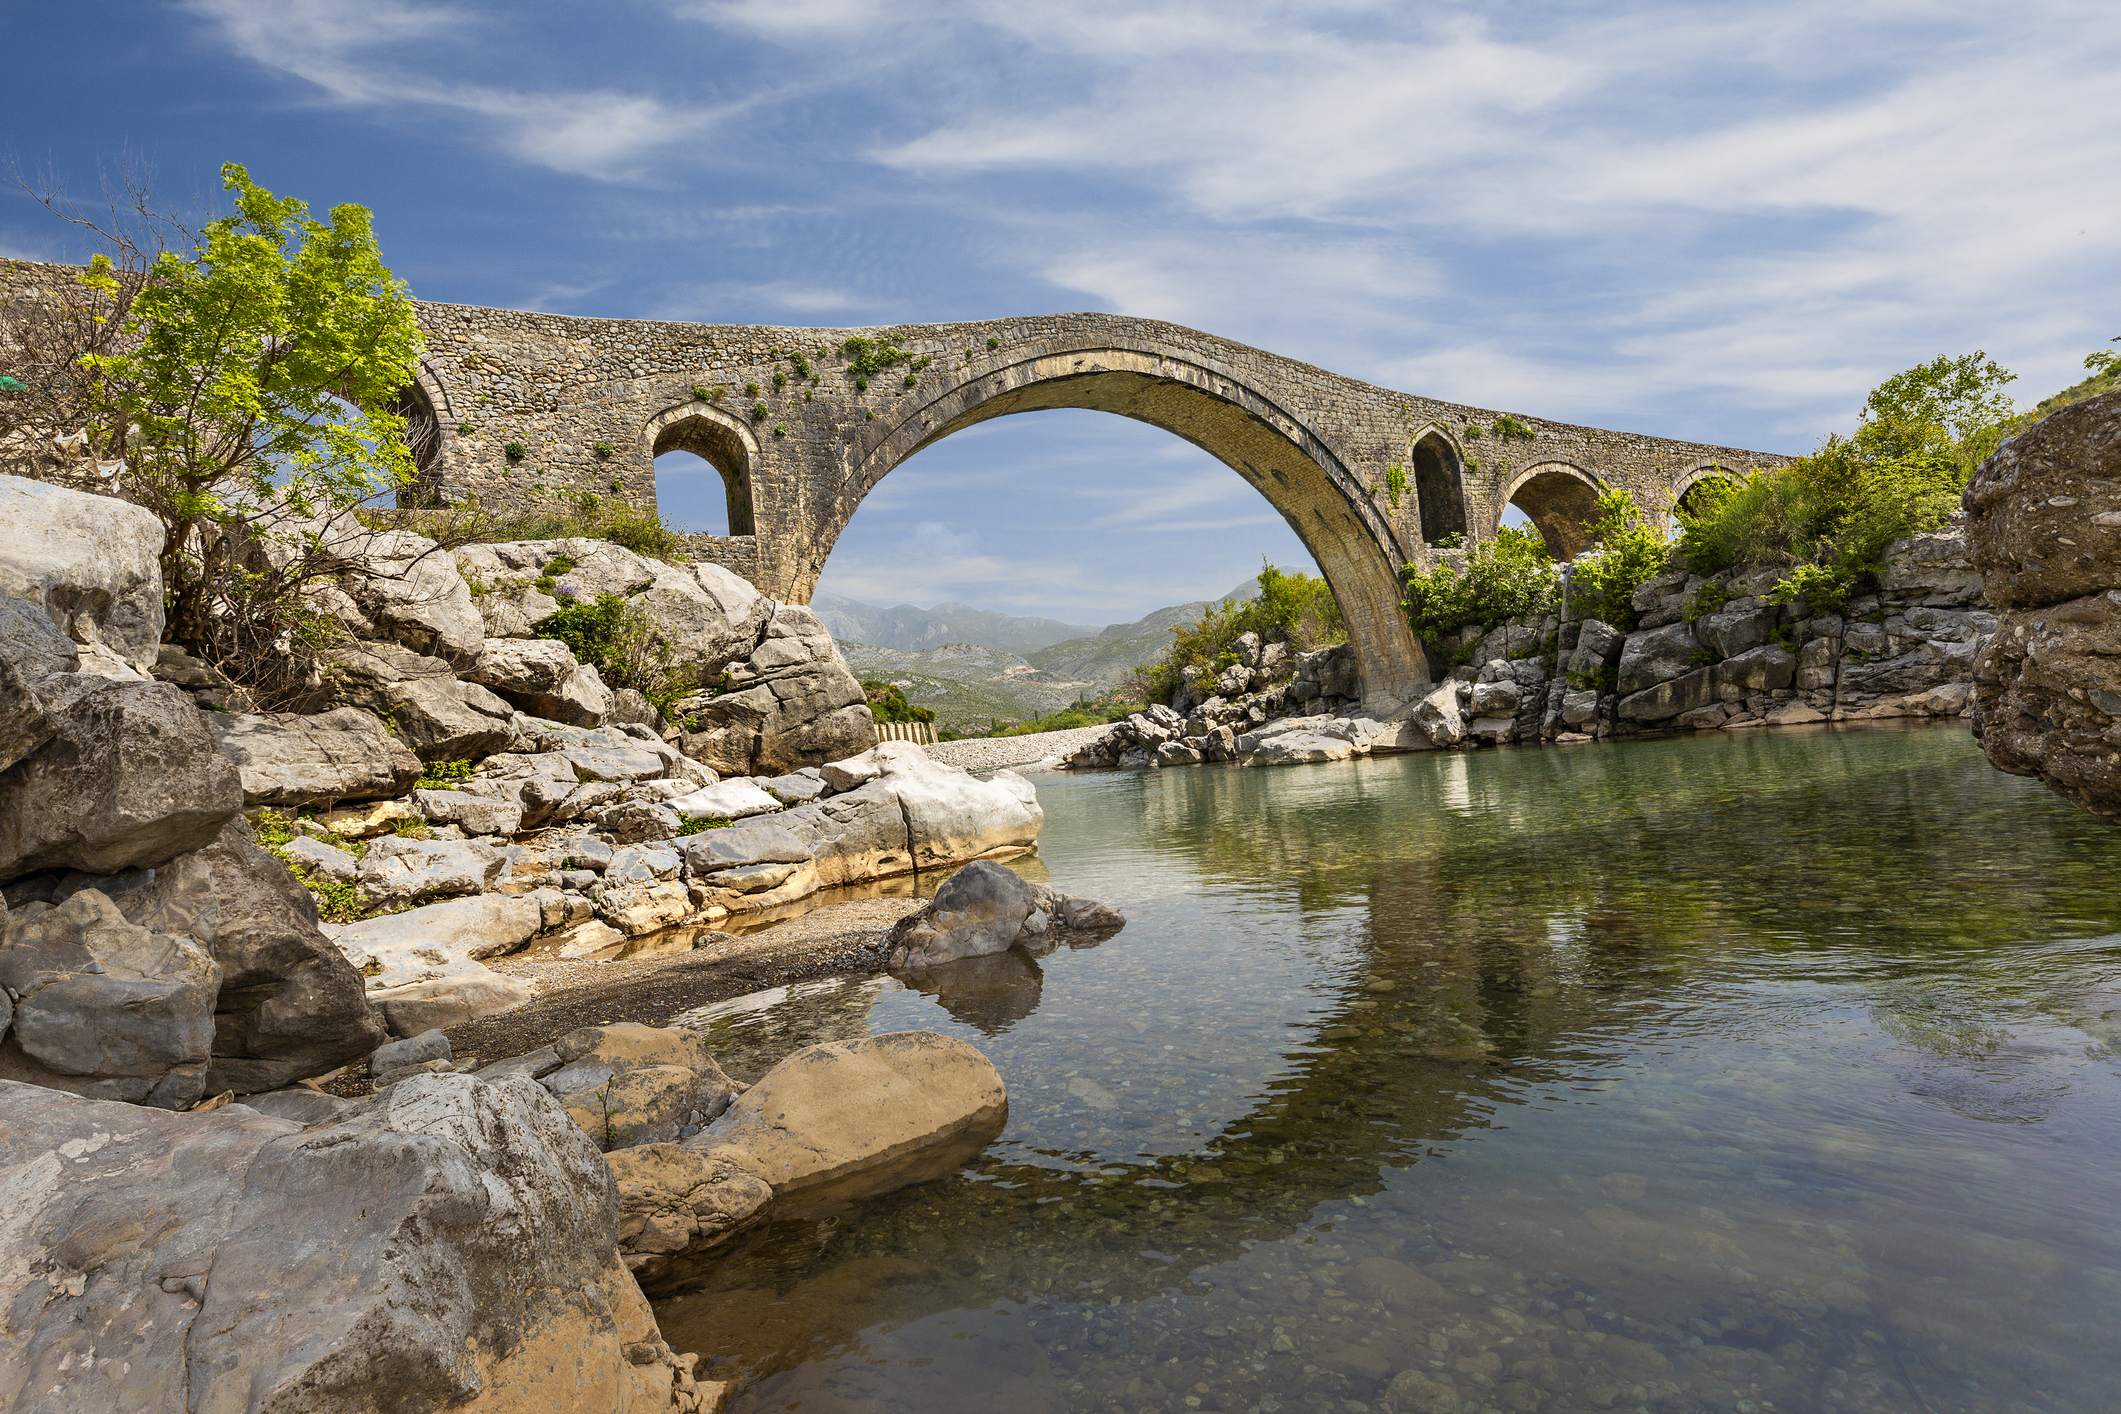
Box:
1965;390;2121;822
468;635;614;726
675;605;875;776
334;894;543;1036
0;890;220;1109
608;1145;773;1285
118;815;387;1093
691;1029;1006;1208
0;678;243;881
204;705;423;807
0;474;165;676
0;1073;691;1413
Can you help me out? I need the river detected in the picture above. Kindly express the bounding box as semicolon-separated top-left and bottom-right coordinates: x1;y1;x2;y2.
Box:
652;722;2121;1414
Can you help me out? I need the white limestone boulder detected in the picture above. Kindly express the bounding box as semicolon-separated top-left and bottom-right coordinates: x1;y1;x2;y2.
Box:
332;893;543;989
467;635;614;726
0;473;164;676
205;706;423;807
669;778;784;821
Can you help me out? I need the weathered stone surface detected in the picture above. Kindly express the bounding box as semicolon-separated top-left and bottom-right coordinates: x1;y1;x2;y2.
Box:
1970;588;2121;824
1965;390;2121;608
370;970;538;1035
119;815;386;1094
676;604;876;776
357;834;506;905
0;678;243;882
1715;644;1797;696
0;889;220;1108
693;1030;1007;1205
467;635;614;726
204;706;422;807
1410;680;1465;746
414;785;526;837
886;859;1039;969
381;674;518;762
564;1065;724;1150
1615;622;1701;694
1618;666;1718;723
1882;523;1987;607
1694;604;1775;660
0;601;79;773
334;526;487;669
607;1144;774;1283
595;879;694;936
0;473;165;675
1253;730;1355;765
333;893;543;988
0;1073;685;1413
372;1026;451;1074
669;777;784;820
1565;618;1625;680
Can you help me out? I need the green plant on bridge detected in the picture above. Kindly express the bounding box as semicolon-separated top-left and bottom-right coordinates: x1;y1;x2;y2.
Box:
751;402;768;422
1492;415;1537;442
788;351;812;379
1401;525;1559;655
1383;461;1408;508
841;335;912;378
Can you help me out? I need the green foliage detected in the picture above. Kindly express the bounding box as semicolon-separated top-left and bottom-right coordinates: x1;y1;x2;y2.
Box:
772;371;786;389
535;591;697;706
841;336;917;378
982;698;1138;738
1462;422;1483;442
456;421;476;435
56;164;423;701
1571;489;1672;630
693;383;725;402
676;814;731;836
788;352;812;379
405;491;683;561
253;808;298;850
1675;352;2016;611
2031;336;2119;417
1401;525;1559;651
1384;461;1408;508
861;680;935;724
772;423;787;439
1134;560;1346;705
744;381;760;397
750;402;768;422
593;442;615;459
1492;415;1537;442
391;815;432;840
1682;580;1728;622
986;336;1000;349
415;758;475;790
1431;531;1464;550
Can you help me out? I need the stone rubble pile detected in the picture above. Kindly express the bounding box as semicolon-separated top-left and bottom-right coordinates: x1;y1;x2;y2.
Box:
1060;525;1990;775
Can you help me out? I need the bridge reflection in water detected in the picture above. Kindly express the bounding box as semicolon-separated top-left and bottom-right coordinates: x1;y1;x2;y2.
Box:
655;724;2121;1414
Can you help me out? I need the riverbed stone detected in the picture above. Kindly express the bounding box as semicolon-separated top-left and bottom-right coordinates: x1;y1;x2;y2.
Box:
356;834;506;906
607;1144;775;1283
692;1029;1007;1207
886;859;1040;969
0;677;243;881
0;889;220;1108
117;815;387;1093
205;706;426;808
369;969;537;1034
1965;390;2121;608
564;1064;726;1150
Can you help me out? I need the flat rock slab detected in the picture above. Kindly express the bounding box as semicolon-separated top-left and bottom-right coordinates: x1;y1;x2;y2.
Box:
691;1029;1006;1208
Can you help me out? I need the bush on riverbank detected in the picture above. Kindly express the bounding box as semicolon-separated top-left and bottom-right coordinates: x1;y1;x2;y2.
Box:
1674;352;2020;613
1401;525;1560;658
862;680;934;725
1131;562;1345;705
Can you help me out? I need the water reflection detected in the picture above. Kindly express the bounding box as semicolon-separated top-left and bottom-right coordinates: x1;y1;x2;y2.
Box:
654;724;2121;1414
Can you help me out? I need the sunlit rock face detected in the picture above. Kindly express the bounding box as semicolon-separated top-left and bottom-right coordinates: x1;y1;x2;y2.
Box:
1965;389;2121;822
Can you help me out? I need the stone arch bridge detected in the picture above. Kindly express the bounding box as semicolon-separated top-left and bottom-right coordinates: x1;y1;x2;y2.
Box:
397;302;1785;709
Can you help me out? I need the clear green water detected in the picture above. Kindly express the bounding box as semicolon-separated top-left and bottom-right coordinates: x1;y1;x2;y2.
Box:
653;724;2121;1414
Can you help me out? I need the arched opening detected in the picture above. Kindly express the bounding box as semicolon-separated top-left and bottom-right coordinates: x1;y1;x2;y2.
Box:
1410;432;1467;546
651;410;755;536
1504;464;1604;559
801;349;1431;706
1674;466;1738;519
387;381;446;508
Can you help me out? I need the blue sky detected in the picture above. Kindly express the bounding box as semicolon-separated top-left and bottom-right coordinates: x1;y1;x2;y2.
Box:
5;1;2118;625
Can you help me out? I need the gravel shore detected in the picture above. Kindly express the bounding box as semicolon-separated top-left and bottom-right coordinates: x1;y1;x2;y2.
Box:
926;724;1114;773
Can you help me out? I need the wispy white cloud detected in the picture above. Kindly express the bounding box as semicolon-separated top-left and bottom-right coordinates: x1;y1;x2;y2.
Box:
188;0;730;180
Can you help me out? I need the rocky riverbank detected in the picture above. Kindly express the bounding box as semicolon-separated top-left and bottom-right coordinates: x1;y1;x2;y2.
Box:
1057;523;1988;774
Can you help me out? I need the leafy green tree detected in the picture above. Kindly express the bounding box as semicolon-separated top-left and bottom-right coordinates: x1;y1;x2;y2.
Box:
1401;524;1560;654
74;164;423;647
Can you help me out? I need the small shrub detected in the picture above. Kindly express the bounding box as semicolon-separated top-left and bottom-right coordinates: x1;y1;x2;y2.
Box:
744;381;760;397
772;372;786;389
535;591;698;706
504;442;526;461
391;816;433;840
986;336;999;349
693;383;725;402
1682;581;1728;622
772;423;787;438
751;402;769;422
865;409;875;421
415;758;475;790
1402;526;1559;653
1569;489;1671;630
457;421;476;436
1493;415;1537;442
676;814;731;836
862;680;935;725
593;442;615;460
1769;562;1852;616
789;352;812;379
1463;423;1483;442
1384;462;1407;508
903;373;917;387
1430;531;1465;550
854;376;869;392
1134;560;1345;705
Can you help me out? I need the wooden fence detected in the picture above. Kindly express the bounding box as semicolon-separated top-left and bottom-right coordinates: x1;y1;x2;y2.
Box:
873;720;937;746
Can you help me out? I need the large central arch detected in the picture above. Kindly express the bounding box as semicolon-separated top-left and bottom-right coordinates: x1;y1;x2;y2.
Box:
794;346;1433;709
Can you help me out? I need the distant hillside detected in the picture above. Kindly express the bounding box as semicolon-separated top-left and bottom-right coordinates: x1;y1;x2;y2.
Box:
1023;573;1273;691
811;593;1098;654
838;641;1083;732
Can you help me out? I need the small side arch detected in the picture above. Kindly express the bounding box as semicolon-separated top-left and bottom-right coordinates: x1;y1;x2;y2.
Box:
1671;461;1742;519
1503;461;1605;559
644;400;760;536
1407;428;1468;546
388;359;455;508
